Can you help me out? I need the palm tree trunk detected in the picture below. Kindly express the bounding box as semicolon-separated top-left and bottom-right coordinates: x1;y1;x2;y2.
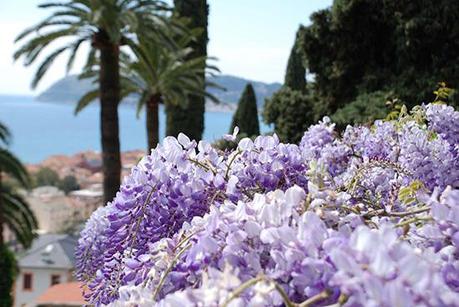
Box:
99;40;121;204
146;94;161;151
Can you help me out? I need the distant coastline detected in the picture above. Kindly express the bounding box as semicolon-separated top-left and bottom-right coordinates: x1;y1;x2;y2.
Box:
38;96;238;113
37;74;282;109
0;95;272;163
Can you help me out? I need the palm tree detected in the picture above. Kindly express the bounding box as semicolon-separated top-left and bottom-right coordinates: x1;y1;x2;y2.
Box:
77;37;220;151
14;0;180;204
125;40;220;150
0;122;37;306
0;123;37;248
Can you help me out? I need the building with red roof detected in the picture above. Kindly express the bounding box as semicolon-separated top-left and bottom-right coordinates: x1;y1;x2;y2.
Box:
36;282;85;307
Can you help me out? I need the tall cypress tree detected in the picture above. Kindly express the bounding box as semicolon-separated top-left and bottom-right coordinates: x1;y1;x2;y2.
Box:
263;28;312;143
284;32;306;91
166;0;208;141
230;83;260;136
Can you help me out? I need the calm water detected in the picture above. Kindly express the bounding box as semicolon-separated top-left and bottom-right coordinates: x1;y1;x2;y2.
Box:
0;95;270;163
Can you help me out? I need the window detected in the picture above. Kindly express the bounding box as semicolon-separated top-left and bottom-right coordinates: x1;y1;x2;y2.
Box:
23;273;33;291
51;274;61;286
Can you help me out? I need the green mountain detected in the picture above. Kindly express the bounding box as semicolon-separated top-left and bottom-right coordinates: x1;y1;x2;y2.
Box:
37;75;281;108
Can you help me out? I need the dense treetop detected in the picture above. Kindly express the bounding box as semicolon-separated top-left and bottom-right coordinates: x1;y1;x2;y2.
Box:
299;0;459;120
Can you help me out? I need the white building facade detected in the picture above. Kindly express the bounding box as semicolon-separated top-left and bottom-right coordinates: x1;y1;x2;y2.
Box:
14;234;77;307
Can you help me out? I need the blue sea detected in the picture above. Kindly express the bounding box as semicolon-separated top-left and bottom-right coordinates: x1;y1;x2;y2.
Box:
0;95;271;163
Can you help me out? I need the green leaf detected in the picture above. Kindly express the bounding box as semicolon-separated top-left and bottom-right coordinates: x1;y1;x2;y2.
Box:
1;186;38;248
31;46;68;89
66;38;87;73
14;27;77;60
0;121;11;145
0;149;30;188
75;89;98;114
136;91;149;118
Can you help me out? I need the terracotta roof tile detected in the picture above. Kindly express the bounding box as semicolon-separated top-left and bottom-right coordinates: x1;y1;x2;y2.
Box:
36;282;86;305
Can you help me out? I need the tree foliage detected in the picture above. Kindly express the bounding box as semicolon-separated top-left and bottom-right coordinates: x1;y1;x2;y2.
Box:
230;84;260;137
14;0;182;204
263;87;315;143
263;29;312;143
121;35;219;150
0;184;38;248
0;122;37;307
59;175;80;194
0;245;17;307
34;167;60;187
0;123;11;146
331;91;392;129
33;168;80;194
284;31;306;92
14;0;176;90
0;122;37;249
299;0;459;119
166;0;209;141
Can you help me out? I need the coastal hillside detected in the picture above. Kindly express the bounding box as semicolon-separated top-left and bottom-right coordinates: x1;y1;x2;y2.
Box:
37;74;281;108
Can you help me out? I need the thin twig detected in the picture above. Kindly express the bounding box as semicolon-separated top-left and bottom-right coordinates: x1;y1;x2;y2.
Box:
388;207;430;217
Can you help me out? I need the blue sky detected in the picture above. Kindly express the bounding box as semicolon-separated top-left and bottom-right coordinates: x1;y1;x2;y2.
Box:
0;0;332;95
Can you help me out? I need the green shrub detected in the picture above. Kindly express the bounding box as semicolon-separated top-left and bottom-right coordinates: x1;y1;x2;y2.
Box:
34;167;60;187
263;87;316;143
331;91;393;129
58;175;80;194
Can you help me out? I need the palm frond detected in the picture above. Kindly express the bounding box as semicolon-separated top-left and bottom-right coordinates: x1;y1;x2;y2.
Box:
38;1;90;13
15;19;79;43
82;47;97;71
0;122;11;145
39;1;79;9
78;70;98;81
0;149;30;188
31;46;68;89
75;89;99;114
136;91;150;118
1;187;38;248
14;27;78;60
205;80;226;92
66;37;87;72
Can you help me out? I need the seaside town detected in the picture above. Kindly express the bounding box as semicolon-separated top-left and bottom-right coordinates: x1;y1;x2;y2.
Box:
26;150;144;230
6;150;144;306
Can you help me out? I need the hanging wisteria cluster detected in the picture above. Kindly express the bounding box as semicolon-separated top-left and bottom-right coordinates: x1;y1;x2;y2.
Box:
76;103;459;306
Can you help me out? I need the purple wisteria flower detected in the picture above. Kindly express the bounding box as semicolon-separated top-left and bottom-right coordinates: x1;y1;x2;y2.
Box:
76;103;459;306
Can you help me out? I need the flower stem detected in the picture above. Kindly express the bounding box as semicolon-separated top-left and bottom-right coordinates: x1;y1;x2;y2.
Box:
224;149;242;180
396;216;432;228
153;242;192;300
222;276;264;307
222;276;296;307
298;289;331;307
